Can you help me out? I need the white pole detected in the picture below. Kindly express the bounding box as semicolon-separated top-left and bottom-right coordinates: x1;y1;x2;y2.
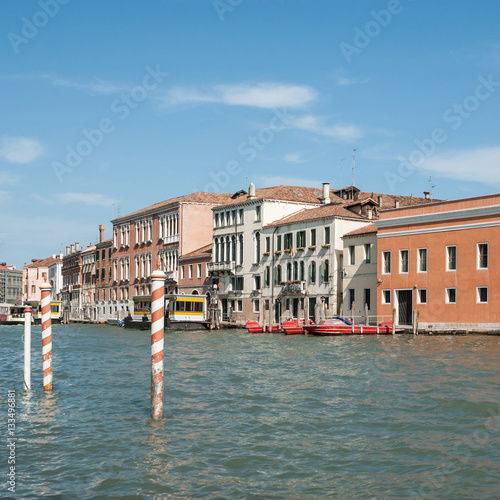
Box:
23;307;32;391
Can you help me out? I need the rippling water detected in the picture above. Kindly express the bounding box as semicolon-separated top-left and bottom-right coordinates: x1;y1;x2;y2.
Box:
2;324;500;499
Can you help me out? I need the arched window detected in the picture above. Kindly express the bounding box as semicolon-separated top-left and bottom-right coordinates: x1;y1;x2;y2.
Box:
226;236;231;261
220;238;225;262
264;266;270;286
192;290;200;295
310;261;316;283
214;238;219;263
287;262;292;281
293;261;298;281
239;234;244;264
300;261;305;281
231;235;236;262
255;232;261;264
324;259;329;283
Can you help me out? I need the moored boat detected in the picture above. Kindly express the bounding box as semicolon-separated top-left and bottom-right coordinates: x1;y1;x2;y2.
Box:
304;317;392;336
281;318;313;335
0;304;26;325
245;320;264;333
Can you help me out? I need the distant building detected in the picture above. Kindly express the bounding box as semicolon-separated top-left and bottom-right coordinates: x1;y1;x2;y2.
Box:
377;193;500;331
94;225;114;323
61;243;83;321
23;254;64;306
0;264;22;304
81;243;96;321
178;244;212;296
342;223;378;323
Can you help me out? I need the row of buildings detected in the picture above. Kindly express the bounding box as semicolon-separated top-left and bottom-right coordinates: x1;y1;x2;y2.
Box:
20;181;500;331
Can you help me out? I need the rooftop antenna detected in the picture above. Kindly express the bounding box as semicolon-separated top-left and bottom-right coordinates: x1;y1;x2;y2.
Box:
352;148;357;187
339;158;345;199
428;176;437;196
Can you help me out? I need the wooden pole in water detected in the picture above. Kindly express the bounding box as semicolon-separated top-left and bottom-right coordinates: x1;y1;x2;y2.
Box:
392;308;396;336
23;307;32;391
364;303;369;325
40;279;53;391
150;260;167;419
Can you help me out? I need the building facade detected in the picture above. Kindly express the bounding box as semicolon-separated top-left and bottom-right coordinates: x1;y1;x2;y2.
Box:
178;244;212;296
376;193;500;331
342;223;379;324
0;264;22;304
23;255;63;306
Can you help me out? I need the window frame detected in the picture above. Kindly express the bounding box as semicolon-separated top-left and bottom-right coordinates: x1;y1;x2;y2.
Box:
477;286;488;304
446;245;457;271
417;247;428;273
399;249;409;274
381;289;391;305
477;243;488;270
417;288;427;304
445;287;457;304
382;251;391;275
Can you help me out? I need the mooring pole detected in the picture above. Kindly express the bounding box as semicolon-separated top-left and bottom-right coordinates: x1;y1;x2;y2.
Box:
23;307;32;391
40;280;53;391
150;262;167;419
392;308;396;336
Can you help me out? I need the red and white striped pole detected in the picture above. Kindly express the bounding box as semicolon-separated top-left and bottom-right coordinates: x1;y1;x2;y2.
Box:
23;307;32;391
40;280;53;391
150;259;166;419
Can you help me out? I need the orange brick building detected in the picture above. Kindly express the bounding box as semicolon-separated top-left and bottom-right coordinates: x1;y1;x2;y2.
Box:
377;193;500;331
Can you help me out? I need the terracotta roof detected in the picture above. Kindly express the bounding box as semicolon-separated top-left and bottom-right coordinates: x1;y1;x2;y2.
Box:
25;256;62;268
0;265;21;272
358;191;439;209
113;192;237;222
265;202;366;227
343;223;378;238
216;185;344;208
179;244;212;260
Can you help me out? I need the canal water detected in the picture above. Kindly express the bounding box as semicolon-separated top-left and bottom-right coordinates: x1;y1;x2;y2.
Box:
2;324;500;499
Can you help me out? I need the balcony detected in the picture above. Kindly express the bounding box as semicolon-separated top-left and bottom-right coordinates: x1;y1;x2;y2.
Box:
280;281;305;295
163;234;179;245
207;261;236;275
165;270;178;283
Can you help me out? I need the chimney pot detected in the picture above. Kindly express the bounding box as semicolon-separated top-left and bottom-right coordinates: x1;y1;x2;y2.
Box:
378;195;383;208
70;244;75;253
75;242;80;251
99;224;105;243
248;182;256;200
321;182;331;204
423;191;430;200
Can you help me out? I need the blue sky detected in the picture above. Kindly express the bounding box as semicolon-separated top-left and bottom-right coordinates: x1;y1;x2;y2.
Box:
1;0;500;269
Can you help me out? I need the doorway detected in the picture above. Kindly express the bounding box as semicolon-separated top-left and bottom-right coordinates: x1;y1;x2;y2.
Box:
396;290;413;325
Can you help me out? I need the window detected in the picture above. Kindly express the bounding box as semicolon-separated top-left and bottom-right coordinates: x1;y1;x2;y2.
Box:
382;290;391;304
31;284;36;294
477;287;488;303
400;250;409;273
417;289;427;304
363;288;371;310
197;264;202;278
293;261;298;281
277;235;282;252
253;299;260;313
264;266;270;287
364;243;371;264
478;243;488;269
324;227;330;245
274;265;282;285
286;262;292;281
232;276;244;290
255;232;261;264
300;261;305;281
236;300;243;312
96;251;99;262
348;289;355;310
188;265;193;279
255;205;261;221
297;231;306;248
180;266;185;280
322;260;329;283
349;245;355;266
383;251;391;274
214;214;219;228
311;229;316;246
265;237;271;253
447;246;457;271
446;287;456;304
253;275;261;290
310;261;316;283
239;209;244;224
418;248;427;272
108;248;112;259
284;233;293;251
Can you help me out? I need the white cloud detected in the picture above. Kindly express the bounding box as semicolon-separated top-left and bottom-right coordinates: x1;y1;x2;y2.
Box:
289;115;363;142
256;175;321;188
0;171;19;184
418;146;500;184
0;190;12;203
284;153;307;164
336;75;371;86
0;137;44;164
57;193;118;206
164;82;317;109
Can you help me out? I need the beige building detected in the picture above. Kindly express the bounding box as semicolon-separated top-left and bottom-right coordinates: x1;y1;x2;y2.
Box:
342;223;379;324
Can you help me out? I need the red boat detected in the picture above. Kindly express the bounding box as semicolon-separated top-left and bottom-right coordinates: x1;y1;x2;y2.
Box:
304;317;392;336
281;318;314;335
245;320;264;333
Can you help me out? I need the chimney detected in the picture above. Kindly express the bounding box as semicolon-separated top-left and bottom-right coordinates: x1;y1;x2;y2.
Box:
52;254;56;259
66;246;70;256
99;224;105;243
423;191;430;200
70;244;75;253
377;195;383;208
367;207;373;220
59;251;63;259
395;201;400;208
75;242;80;251
321;182;331;204
248;182;256;200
